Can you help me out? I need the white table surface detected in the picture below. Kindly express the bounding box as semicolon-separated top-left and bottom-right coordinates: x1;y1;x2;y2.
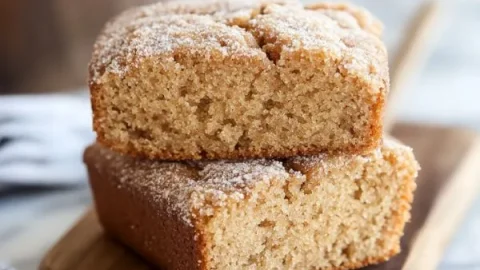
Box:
2;0;480;269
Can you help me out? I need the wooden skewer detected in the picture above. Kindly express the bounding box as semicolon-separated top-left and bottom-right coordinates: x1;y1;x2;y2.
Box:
403;138;480;270
384;0;443;132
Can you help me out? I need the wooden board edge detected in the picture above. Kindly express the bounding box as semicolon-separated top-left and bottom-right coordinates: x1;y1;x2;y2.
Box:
402;137;480;270
39;208;97;270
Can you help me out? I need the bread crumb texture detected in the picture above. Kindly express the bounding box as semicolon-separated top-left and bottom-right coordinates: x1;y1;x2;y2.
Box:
85;138;418;269
89;0;389;160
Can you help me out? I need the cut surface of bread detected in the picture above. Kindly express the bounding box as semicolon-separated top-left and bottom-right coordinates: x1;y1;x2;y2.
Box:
89;0;388;160
85;138;418;269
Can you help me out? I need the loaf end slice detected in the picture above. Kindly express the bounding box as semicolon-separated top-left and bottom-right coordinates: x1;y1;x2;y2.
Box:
85;138;418;269
89;0;388;160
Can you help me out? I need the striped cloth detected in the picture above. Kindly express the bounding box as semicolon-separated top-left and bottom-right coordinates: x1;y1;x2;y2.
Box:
0;92;94;187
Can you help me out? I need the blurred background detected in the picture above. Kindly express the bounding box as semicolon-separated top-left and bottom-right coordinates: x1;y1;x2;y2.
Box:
1;0;479;269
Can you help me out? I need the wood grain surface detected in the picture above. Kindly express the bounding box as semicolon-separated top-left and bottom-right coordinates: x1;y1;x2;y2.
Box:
39;123;480;270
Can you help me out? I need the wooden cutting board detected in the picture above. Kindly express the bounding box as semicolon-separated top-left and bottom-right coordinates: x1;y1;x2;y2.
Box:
39;123;480;270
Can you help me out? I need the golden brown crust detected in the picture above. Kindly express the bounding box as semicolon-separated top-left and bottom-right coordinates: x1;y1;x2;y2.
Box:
87;159;205;270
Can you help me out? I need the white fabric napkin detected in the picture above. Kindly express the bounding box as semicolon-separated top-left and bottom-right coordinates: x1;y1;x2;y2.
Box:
0;92;94;187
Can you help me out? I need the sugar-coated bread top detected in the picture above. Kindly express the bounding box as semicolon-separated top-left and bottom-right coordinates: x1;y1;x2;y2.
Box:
89;0;386;92
84;138;418;227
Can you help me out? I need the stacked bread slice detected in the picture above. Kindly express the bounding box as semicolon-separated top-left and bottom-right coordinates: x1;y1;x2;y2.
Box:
85;0;419;269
